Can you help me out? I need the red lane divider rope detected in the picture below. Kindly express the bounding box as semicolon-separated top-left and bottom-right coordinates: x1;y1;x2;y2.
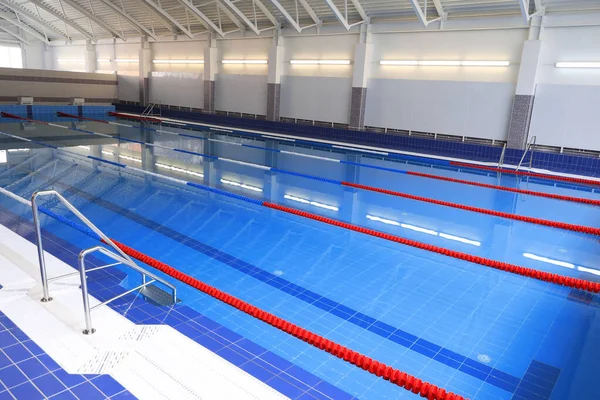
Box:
341;181;600;236
450;161;600;187
103;239;465;400
57;111;108;124
1;112;49;124
406;171;600;207
108;111;162;123
263;202;600;294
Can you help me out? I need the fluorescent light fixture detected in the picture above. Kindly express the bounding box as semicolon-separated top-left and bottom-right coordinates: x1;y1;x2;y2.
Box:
95;70;115;74
461;61;510;67
114;58;139;63
221;178;263;192
119;154;141;163
156;163;203;177
222;60;268;64
153;59;204;64
555;62;600;68
366;215;400;226
380;60;418;66
523;253;575;269
284;194;338;211
57;58;84;63
77;145;90;150
439;233;481;247
97;58;111;63
380;60;510;67
101;150;114;156
400;223;438;235
577;266;600;276
419;60;461;66
290;60;350;65
8;148;29;152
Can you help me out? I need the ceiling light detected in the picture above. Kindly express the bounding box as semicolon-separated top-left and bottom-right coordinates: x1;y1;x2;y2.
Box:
555;62;600;68
419;61;461;66
156;163;203;177
222;60;267;64
95;70;115;74
119;154;141;163
290;60;350;65
7;148;29;152
380;60;418;66
221;178;263;192
114;58;139;63
439;233;481;247
101;150;114;156
366;215;400;226
284;194;338;211
97;58;111;63
400;223;438;235
57;59;84;63
577;266;600;276
523;253;575;269
461;61;510;67
77;145;90;150
153;59;204;64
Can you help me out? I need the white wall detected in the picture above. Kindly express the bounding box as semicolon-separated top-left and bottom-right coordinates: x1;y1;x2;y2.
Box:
365;78;515;139
151;41;205;74
117;74;139;102
150;72;203;108
284;35;358;78
22;42;45;70
215;74;267;115
280;75;352;124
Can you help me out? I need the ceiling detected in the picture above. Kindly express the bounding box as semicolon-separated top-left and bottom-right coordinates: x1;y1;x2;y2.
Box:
0;0;598;43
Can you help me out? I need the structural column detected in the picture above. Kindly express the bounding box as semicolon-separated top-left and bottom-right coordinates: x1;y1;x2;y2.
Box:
267;33;284;121
349;25;372;130
139;37;151;106
507;39;542;149
84;40;96;73
203;37;218;114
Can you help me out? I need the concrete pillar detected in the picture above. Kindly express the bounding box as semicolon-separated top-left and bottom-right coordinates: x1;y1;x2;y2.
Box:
507;39;542;149
203;37;218;114
84;40;96;73
139;37;151;106
267;33;284;121
349;25;372;130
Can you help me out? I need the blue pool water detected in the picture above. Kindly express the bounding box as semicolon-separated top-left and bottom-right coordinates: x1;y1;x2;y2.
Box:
0;117;599;400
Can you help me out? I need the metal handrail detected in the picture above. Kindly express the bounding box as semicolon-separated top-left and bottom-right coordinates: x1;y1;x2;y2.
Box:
79;246;176;334
516;135;537;171
497;143;507;169
31;190;176;309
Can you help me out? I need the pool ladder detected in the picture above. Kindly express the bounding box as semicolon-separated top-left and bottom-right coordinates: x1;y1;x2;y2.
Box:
516;135;537;171
31;190;177;334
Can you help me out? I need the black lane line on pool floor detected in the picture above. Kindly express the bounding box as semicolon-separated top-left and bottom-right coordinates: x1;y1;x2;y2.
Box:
31;167;541;396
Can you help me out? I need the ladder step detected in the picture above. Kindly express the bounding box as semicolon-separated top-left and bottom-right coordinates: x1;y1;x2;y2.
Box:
140;284;178;307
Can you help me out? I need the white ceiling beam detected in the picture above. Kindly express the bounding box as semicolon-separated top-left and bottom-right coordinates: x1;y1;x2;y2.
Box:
140;0;194;38
432;0;446;19
220;0;261;34
297;0;320;26
177;0;224;36
0;0;71;40
96;0;158;40
349;0;367;21
0;23;30;43
268;0;301;32
408;0;427;27
60;0;125;40
517;0;530;22
131;0;176;32
253;0;279;27
28;0;95;40
323;0;351;30
0;13;49;43
217;2;244;31
533;0;544;13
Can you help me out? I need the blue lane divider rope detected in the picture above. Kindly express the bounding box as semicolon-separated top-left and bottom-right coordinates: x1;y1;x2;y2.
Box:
88;156;127;168
38;206;101;241
186;182;263;205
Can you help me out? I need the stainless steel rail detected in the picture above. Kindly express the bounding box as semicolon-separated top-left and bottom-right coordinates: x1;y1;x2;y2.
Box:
516;135;537;171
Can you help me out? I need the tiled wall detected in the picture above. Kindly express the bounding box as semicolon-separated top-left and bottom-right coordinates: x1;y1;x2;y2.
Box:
115;103;600;177
0;105;115;120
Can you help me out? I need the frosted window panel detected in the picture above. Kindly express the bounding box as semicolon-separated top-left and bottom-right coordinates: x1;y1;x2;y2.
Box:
0;150;6;164
9;47;22;68
0;47;10;67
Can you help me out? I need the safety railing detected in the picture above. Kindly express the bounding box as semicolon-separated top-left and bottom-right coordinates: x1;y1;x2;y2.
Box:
31;190;177;334
516;135;536;171
497;143;507;169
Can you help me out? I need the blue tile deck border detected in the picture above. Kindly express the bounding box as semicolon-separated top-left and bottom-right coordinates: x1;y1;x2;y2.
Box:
29;168;562;398
0;206;355;400
113;104;600;178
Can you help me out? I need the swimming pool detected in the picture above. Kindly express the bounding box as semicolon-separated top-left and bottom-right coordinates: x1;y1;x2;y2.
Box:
0;115;599;400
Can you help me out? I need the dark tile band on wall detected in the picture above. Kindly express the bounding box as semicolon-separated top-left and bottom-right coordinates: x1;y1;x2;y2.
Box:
114;103;600;177
266;83;281;122
0;97;116;103
204;80;216;114
507;94;534;150
349;87;367;130
0;74;117;85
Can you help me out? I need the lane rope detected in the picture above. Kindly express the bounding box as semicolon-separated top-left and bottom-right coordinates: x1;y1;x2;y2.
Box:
58;112;600;205
450;161;600;187
0;187;465;400
1;129;599;294
20;111;600;234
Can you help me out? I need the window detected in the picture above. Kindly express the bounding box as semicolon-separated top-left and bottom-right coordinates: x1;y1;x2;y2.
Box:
0;150;7;164
0;45;22;68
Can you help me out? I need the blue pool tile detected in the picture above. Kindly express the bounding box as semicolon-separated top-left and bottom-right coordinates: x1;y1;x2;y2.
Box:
50;390;78;399
89;375;125;397
53;370;86;388
10;382;45;400
0;353;11;369
266;375;306;399
33;373;67;398
0;332;18;348
0;365;28;388
17;357;49;380
70;382;106;400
